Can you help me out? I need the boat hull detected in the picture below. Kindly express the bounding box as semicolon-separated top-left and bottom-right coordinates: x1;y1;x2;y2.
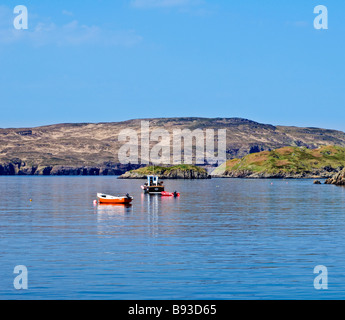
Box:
97;193;133;204
98;198;132;204
161;192;180;197
141;185;165;194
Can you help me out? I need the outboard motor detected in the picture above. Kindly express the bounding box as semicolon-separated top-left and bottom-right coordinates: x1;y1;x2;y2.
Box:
173;191;178;197
126;193;131;199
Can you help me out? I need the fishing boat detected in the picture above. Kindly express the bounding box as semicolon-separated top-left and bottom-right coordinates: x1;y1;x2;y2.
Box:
97;193;133;204
141;175;165;194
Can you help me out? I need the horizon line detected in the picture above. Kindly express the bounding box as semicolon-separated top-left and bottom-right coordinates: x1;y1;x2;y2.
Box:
0;117;343;133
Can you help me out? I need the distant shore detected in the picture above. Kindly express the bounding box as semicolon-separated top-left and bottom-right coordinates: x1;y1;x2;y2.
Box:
1;117;345;177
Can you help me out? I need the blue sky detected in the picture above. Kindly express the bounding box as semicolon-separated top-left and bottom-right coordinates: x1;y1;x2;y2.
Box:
0;0;344;130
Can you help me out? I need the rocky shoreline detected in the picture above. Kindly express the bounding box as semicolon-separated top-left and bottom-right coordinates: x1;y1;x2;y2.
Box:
212;168;342;179
325;168;345;185
0;160;342;179
0;161;142;176
119;171;210;179
119;165;211;180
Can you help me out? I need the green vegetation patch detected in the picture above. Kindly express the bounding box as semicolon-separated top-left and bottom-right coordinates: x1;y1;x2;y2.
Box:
224;146;345;174
130;164;207;175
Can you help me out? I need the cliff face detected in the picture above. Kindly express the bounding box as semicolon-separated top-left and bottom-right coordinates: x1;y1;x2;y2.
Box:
0;162;142;176
325;168;345;185
1;118;345;175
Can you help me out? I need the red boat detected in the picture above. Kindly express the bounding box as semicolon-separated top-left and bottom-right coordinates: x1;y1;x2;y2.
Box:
161;191;180;197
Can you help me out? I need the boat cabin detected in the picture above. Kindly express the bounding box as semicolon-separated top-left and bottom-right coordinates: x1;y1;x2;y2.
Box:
147;175;159;186
142;175;164;194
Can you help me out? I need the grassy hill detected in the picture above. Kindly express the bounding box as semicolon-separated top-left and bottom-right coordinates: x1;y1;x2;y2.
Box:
212;146;345;178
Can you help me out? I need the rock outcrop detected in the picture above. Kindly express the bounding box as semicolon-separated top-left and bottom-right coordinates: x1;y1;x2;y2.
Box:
119;165;211;179
325;168;345;185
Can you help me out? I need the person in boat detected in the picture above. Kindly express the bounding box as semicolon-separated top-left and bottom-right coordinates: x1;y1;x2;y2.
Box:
173;191;178;197
126;193;131;199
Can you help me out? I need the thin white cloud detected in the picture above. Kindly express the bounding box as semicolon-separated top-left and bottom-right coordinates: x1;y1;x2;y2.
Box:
0;6;143;47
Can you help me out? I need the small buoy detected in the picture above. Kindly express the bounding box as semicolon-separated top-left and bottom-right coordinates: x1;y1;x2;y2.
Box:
93;200;97;205
29;199;32;202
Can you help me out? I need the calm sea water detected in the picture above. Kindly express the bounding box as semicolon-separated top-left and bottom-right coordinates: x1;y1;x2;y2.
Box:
1;176;345;300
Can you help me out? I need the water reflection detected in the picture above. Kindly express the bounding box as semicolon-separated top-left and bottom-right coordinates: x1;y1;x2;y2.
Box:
142;193;160;237
3;177;345;299
96;204;133;237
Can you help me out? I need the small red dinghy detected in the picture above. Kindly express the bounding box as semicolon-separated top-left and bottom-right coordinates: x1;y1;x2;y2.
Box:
161;191;180;197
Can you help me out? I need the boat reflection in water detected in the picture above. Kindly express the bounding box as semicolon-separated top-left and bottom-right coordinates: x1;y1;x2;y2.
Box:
96;203;133;221
96;203;134;236
141;193;159;237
